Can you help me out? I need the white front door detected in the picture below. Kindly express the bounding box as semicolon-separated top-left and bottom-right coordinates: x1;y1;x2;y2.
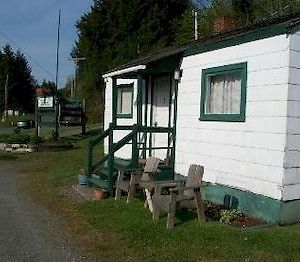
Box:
152;75;171;159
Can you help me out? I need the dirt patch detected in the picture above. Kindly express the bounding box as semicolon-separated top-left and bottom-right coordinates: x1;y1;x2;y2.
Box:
230;215;266;228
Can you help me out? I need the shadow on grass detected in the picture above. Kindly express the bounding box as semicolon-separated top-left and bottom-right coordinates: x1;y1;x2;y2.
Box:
61;128;102;143
0;152;18;161
174;209;199;226
119;191;200;227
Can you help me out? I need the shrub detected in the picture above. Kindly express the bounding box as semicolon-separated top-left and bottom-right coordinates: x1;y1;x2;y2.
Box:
219;209;243;225
0;134;10;143
0;134;30;144
8;134;30;144
29;135;45;144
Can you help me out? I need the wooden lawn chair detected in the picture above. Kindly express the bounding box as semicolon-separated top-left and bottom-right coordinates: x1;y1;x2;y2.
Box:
152;164;206;229
115;157;160;204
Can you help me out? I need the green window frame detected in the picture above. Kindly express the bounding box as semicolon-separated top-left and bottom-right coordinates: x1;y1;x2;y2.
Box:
116;84;134;118
200;62;247;122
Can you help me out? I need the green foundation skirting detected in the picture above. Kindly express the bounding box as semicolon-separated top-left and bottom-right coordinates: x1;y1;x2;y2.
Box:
280;199;300;225
174;174;300;225
201;183;281;224
202;183;300;225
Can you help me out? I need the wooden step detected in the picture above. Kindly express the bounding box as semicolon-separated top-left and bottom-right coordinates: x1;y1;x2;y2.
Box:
113;157;132;170
88;177;110;190
89;157;136;189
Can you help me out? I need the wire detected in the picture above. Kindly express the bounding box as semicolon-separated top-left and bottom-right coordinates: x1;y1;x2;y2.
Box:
0;30;55;81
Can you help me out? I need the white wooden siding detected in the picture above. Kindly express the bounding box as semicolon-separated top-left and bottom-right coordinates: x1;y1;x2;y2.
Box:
283;31;300;200
104;78;112;157
175;34;290;200
104;78;137;159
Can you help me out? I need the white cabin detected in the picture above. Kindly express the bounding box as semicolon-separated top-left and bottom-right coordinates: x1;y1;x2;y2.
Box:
95;15;300;224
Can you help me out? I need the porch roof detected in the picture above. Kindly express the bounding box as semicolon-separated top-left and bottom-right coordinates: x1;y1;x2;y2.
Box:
102;47;186;78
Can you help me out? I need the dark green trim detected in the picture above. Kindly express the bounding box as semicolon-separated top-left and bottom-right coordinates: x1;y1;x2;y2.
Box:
137;74;143;125
146;56;181;74
280;199;300;225
116;114;133;119
108;123;114;192
184;22;289;57
199;182;300;225
143;76;149;159
112;78;117;125
167;73;172;160
113;125;133;130
149;76;154;156
200;62;247;122
171;79;179;171
116;83;134;119
131;125;139;167
201;183;281;224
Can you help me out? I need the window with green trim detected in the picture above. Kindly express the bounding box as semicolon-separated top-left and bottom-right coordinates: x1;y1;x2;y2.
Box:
116;84;133;118
200;62;247;122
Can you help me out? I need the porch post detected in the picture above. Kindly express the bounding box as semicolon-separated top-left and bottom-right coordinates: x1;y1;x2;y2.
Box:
131;124;139;167
108;123;114;192
136;73;143;161
167;73;173;159
149;75;154;157
143;75;149;159
112;77;117;126
171;77;179;171
137;73;143;126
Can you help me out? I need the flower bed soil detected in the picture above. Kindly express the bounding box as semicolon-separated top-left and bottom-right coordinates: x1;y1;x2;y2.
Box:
205;202;266;228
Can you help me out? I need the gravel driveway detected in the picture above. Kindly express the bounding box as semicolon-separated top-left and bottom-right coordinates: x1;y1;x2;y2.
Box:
0;164;83;262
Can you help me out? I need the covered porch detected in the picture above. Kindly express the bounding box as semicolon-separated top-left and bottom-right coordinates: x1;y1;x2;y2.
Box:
87;50;184;191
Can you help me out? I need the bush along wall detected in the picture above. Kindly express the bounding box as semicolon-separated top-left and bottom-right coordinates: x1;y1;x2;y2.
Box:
0;134;45;153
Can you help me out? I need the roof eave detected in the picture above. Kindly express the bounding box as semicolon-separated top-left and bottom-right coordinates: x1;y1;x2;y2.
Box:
102;65;147;79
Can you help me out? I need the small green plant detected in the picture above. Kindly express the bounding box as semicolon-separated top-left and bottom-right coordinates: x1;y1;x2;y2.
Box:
29;135;45;145
8;134;30;144
219;209;243;225
0;134;9;143
0;134;44;144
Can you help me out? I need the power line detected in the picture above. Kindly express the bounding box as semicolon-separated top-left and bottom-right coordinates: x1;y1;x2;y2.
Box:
0;30;55;81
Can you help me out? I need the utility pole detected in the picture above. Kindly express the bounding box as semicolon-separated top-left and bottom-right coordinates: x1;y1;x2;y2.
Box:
70;79;75;99
193;10;198;41
54;9;61;139
69;56;86;99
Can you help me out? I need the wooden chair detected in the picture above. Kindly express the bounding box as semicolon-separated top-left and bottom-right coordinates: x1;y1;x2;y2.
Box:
152;164;206;229
115;157;160;204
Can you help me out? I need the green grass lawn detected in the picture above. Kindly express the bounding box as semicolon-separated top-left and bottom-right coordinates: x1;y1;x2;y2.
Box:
80;199;300;261
4;133;300;261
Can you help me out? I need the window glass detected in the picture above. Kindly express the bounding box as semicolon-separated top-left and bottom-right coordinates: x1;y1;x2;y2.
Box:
206;73;241;114
200;62;247;122
116;86;133;117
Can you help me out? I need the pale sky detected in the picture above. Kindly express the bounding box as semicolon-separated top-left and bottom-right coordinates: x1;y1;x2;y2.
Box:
0;0;92;88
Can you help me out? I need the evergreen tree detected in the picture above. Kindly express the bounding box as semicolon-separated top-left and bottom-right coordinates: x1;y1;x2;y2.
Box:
69;0;300;122
73;0;193;122
0;45;35;114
